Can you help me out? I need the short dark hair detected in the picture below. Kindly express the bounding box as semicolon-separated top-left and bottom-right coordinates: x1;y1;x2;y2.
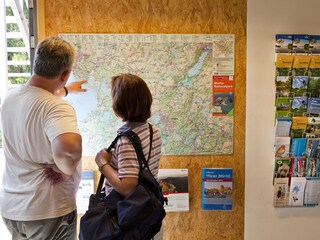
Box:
111;74;152;122
33;37;75;79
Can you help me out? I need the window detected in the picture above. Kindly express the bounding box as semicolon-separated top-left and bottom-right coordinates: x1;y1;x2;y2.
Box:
0;0;31;150
0;1;32;237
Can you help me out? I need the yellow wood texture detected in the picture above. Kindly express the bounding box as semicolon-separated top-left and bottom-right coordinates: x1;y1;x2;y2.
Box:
42;0;246;239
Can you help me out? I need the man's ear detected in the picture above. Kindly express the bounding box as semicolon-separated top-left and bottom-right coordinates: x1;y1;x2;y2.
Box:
61;69;71;82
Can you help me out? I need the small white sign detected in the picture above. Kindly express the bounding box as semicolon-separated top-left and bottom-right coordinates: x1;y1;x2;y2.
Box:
76;170;94;214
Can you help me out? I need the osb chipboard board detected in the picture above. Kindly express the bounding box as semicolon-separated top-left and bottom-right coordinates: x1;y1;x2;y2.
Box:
42;0;246;239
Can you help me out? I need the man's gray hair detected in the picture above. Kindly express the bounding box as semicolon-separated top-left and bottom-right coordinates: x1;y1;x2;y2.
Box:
33;37;75;79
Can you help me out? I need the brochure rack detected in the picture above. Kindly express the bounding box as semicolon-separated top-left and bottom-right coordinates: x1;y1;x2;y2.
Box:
273;34;320;207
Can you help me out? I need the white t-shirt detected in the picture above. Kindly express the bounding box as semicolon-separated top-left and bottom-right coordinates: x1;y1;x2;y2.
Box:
0;85;81;221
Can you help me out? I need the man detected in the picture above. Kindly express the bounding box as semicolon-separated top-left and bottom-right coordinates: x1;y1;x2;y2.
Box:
0;37;85;239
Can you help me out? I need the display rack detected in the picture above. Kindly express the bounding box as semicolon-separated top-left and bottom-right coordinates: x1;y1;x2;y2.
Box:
273;34;320;207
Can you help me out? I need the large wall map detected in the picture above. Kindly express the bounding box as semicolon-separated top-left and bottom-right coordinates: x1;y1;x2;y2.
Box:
60;34;234;156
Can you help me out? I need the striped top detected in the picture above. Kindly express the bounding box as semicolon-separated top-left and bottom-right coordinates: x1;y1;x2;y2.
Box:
105;122;162;194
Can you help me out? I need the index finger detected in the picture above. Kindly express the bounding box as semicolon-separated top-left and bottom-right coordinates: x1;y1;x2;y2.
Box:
79;80;88;84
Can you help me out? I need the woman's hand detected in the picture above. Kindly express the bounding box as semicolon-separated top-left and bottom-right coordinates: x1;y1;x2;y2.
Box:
95;148;112;168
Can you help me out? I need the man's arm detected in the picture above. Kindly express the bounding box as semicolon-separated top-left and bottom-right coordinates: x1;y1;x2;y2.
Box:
54;80;88;97
51;133;82;175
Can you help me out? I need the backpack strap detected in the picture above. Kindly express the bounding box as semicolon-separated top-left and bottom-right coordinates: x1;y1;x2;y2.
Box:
117;123;153;171
94;123;153;198
94;134;122;205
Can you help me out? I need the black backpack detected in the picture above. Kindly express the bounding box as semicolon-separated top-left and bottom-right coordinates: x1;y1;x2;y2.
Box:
80;124;167;240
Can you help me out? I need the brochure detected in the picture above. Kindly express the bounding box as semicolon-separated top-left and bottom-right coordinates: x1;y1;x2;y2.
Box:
307;77;320;97
306;117;320;138
275;97;292;117
306;138;320;158
307;97;320;116
290;116;307;138
292;76;308;96
274;137;291;158
201;168;232;210
275;34;293;53
288;177;306;206
291;96;308;116
275;76;292;97
158;169;189;212
306;157;319;177
304;177;320;206
292;34;309;54
212;76;234;116
290;138;307;156
291;156;306;177
273;177;289;207
275;117;292;137
274;158;292;179
309;35;320;54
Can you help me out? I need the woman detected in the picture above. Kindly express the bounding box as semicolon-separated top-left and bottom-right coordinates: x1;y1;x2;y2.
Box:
94;73;163;239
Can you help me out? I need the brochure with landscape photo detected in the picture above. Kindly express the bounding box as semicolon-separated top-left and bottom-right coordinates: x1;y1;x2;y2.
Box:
158;169;189;212
201;168;232;210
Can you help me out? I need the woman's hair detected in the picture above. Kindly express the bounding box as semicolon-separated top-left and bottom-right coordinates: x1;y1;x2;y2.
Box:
111;74;153;122
33;36;75;79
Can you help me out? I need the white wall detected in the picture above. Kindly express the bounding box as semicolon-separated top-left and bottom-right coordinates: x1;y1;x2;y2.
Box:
246;0;320;239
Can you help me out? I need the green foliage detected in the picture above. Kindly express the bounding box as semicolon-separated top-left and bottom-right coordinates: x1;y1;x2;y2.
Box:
7;38;25;47
5;4;30;86
8;52;29;61
7;23;19;32
23;1;28;18
9;77;29;85
8;65;30;73
6;7;13;16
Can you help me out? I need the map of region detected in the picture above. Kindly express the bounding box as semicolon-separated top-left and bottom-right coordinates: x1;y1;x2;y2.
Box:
60;34;234;156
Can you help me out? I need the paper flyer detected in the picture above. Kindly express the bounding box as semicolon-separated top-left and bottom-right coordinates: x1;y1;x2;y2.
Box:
291;76;308;96
275;55;294;68
304;177;320;206
273;178;289;207
158;169;189;212
212;35;235;75
291;96;308;116
274;137;291;158
275;34;293;53
309;56;320;68
76;170;94;214
288;177;306;206
275;76;292;97
306;117;320;138
307;97;320;116
212;75;234;116
309;35;320;54
275;97;292;117
201;168;233;210
292;34;309;54
292;55;311;69
275;117;292;137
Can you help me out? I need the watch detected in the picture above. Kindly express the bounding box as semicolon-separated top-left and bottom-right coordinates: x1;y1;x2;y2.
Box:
99;162;109;172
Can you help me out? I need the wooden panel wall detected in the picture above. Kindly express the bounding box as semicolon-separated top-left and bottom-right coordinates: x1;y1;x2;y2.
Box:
41;0;246;239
